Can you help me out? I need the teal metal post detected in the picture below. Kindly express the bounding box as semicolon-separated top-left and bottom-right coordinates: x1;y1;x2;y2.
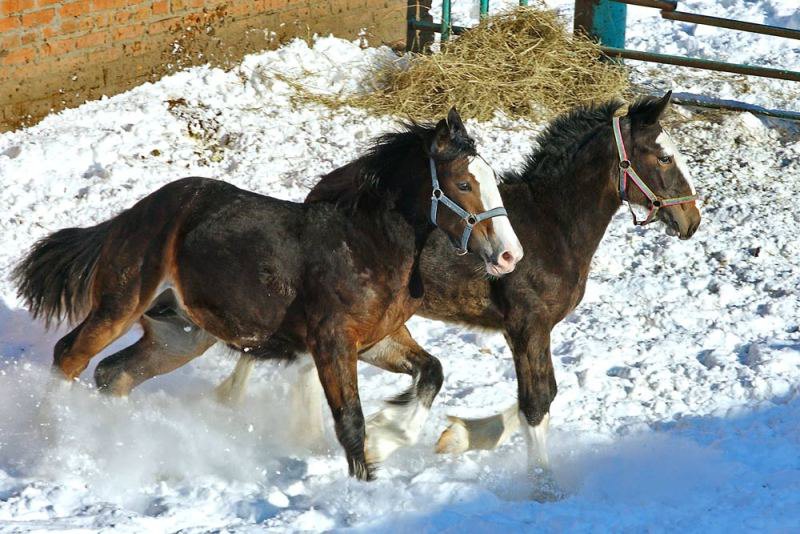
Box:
519;0;528;5
441;0;452;41
590;0;627;47
480;0;489;19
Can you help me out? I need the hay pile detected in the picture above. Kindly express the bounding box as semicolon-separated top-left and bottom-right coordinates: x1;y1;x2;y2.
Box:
297;5;629;121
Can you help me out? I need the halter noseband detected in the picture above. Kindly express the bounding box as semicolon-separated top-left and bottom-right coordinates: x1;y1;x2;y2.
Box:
429;156;508;255
612;117;698;226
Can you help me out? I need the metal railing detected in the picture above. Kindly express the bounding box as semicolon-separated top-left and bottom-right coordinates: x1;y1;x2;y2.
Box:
404;0;800;119
576;0;800;83
407;0;528;49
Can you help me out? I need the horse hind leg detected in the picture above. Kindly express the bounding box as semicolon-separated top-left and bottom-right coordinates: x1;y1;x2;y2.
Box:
360;326;444;465
214;354;255;405
94;299;217;396
287;358;326;450
54;296;148;381
435;402;521;454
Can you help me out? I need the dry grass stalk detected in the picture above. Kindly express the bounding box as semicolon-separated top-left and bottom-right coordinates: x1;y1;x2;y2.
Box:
290;4;630;121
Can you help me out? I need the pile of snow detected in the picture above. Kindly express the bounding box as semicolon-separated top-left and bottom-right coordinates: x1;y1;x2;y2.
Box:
1;1;799;531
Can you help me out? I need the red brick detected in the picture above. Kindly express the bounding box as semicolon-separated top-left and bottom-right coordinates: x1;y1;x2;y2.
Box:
1;0;35;15
0;32;21;50
113;22;146;41
93;12;110;27
113;9;131;23
0;15;21;30
41;37;75;55
20;7;53;26
131;6;151;22
1;46;35;65
37;0;62;5
92;0;131;10
114;7;151;24
74;30;107;49
151;0;168;15
59;15;95;34
60;1;91;18
20;28;39;44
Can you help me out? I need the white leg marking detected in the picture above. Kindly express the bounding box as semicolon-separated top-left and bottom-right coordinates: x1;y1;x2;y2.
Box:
288;358;326;450
436;402;521;454
365;394;430;464
215;355;254;405
520;411;550;469
469;157;523;259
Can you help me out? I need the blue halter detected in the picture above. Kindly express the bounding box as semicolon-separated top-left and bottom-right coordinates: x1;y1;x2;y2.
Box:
428;156;509;255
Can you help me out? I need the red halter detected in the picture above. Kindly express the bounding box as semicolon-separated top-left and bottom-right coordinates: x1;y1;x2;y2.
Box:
612;117;698;226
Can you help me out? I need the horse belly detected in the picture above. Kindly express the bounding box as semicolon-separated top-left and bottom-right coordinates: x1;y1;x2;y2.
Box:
172;203;303;349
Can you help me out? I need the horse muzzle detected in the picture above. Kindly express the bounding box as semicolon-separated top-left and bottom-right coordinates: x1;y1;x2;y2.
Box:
661;203;701;240
480;234;523;276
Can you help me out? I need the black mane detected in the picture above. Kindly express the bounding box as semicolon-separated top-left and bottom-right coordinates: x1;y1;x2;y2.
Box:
503;99;626;188
308;121;477;212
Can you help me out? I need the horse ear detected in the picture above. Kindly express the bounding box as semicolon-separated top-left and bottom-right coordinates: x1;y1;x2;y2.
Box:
446;106;467;138
629;90;672;126
431;107;467;157
431;118;451;157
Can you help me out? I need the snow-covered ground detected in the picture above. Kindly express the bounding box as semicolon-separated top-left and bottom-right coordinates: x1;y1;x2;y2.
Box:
1;1;799;531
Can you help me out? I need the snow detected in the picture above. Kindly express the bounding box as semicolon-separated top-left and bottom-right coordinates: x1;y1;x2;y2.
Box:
1;0;799;531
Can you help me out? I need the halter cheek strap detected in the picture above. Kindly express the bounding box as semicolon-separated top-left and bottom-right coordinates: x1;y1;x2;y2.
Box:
612;117;698;226
429;157;509;255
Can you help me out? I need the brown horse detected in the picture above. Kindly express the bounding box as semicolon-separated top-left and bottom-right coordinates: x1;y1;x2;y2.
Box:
85;92;701;471
13;108;523;480
215;91;701;465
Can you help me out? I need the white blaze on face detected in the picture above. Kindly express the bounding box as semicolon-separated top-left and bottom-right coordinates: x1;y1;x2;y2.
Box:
656;130;696;195
468;156;523;258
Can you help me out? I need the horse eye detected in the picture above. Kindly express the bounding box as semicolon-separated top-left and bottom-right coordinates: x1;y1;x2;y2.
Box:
658;155;673;165
457;182;472;192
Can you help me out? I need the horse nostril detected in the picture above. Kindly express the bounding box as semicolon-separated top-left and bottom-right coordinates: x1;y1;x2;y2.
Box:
495;250;517;269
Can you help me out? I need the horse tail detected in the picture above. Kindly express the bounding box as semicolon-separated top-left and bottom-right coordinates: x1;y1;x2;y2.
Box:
13;219;113;328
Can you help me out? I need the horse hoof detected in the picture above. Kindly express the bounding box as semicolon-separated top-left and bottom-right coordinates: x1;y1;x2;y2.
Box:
94;365;133;397
214;379;243;406
350;459;376;481
530;468;565;503
435;416;469;454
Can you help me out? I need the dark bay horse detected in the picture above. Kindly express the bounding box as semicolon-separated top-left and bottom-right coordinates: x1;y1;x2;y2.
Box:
81;92;701;471
13;108;523;480
213;91;701;467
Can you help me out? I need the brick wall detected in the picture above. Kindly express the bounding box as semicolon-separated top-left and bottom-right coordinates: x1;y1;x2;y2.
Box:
0;0;406;131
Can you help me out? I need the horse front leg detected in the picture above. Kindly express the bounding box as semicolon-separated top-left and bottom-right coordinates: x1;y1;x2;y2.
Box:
435;321;555;471
508;322;556;471
309;327;372;481
360;325;443;464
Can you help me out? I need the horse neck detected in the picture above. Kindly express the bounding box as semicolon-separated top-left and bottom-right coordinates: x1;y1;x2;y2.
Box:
523;124;622;260
363;154;433;249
